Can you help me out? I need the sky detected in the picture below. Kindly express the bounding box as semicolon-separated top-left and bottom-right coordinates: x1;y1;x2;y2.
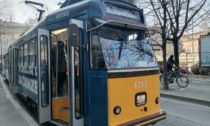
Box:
7;0;62;23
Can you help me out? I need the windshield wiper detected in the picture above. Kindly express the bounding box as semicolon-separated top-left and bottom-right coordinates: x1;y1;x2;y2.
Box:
118;25;127;60
119;39;124;59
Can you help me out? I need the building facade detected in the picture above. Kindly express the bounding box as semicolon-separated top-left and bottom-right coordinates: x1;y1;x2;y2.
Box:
179;30;210;65
0;21;29;57
151;29;210;66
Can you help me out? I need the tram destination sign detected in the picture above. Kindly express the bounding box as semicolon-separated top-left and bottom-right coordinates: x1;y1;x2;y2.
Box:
105;4;140;20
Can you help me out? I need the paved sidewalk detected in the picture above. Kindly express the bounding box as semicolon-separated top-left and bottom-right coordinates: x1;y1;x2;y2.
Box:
160;74;210;107
0;77;38;126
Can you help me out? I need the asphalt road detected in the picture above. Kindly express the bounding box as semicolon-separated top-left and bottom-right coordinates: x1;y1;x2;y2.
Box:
154;98;210;126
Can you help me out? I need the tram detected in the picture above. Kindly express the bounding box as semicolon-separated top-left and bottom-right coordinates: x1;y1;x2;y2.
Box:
5;0;166;125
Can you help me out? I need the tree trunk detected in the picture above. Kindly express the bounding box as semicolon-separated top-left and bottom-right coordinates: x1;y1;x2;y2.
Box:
162;39;169;89
173;39;179;65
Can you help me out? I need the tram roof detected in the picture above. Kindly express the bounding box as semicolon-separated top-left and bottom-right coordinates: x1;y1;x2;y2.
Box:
12;0;103;46
46;0;103;23
12;0;147;46
45;0;147;30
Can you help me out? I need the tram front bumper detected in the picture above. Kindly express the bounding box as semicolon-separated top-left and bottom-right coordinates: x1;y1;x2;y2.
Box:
117;110;167;126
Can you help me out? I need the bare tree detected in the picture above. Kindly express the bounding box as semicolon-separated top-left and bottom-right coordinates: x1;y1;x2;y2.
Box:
138;0;208;89
197;4;210;31
151;0;169;89
25;16;39;27
0;0;10;20
0;0;5;16
146;0;208;63
166;0;207;64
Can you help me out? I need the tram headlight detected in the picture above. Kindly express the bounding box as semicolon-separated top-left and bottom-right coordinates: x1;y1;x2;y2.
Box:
135;92;147;106
156;97;160;104
113;106;121;115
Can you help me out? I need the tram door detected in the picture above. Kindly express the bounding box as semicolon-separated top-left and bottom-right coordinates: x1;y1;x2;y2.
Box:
50;20;84;125
11;48;19;94
38;28;51;123
67;20;84;126
8;50;13;86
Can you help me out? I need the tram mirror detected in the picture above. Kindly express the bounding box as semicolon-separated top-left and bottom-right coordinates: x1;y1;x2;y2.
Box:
69;23;79;46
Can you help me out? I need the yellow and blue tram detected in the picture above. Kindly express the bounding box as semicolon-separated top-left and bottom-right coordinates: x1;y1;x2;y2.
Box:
4;0;166;125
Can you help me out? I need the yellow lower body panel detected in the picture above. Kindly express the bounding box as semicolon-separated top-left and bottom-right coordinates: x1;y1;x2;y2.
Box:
108;74;166;126
117;110;166;126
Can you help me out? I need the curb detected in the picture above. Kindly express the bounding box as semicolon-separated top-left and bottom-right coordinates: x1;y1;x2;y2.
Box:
160;93;210;107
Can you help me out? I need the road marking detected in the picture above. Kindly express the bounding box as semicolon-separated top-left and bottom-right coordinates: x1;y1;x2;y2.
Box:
0;78;39;126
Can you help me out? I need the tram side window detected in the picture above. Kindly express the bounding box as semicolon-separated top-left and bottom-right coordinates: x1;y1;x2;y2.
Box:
19;46;23;66
28;38;35;66
35;37;37;67
23;43;28;66
40;35;49;107
90;30;106;69
41;37;48;64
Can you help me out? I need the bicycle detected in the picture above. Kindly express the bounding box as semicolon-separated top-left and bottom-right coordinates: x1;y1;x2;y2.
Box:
160;68;189;88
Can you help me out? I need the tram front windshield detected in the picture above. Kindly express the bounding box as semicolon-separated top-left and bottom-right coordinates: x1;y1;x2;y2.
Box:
91;26;158;70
